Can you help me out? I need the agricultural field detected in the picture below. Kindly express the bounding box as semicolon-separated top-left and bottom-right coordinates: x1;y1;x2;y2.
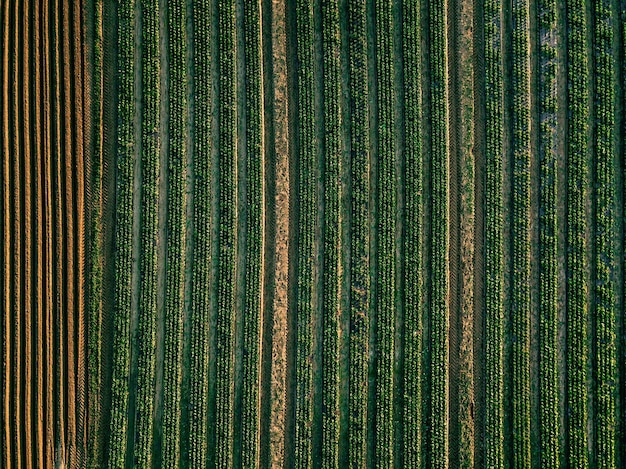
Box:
1;0;625;467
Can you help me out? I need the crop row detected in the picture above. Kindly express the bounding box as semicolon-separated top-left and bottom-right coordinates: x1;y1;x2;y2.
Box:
295;0;315;465
215;0;237;466
484;0;505;463
402;0;423;466
88;0;104;465
347;0;370;467
565;0;590;464
537;0;559;464
322;0;341;467
162;0;188;466
134;0;161;465
108;0;135;465
188;0;212;465
241;0;264;466
428;0;449;464
511;0;532;465
592;0;617;465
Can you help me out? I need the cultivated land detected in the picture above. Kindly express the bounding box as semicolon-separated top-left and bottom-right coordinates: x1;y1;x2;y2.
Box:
1;0;625;467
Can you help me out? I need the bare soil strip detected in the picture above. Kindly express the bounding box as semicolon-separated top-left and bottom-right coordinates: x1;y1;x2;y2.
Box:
265;0;290;465
452;0;477;463
71;0;87;464
1;1;11;464
33;3;46;466
22;1;35;465
42;0;56;463
61;0;78;461
11;1;24;464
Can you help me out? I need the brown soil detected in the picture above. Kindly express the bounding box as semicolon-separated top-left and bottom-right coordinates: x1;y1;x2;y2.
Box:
62;0;78;462
42;1;55;465
33;2;45;466
12;2;24;465
1;0;87;465
72;0;88;464
454;0;476;464
23;0;34;465
2;1;11;466
267;0;290;466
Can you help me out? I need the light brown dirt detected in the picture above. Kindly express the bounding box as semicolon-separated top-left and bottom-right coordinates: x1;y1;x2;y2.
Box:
22;1;35;466
11;1;23;464
71;0;87;464
61;0;77;463
42;1;56;465
1;1;11;465
456;0;476;464
33;2;46;466
268;0;290;466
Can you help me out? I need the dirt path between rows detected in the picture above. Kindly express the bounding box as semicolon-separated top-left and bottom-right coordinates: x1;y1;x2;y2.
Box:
262;0;290;466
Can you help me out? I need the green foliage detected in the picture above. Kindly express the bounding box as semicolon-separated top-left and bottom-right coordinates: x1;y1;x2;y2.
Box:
188;0;212;465
294;0;316;466
402;1;423;467
241;0;264;466
321;0;341;467
215;0;238;466
428;0;449;465
484;0;505;463
511;0;532;464
538;0;560;463
566;0;590;464
107;0;135;465
592;0;618;466
134;0;161;465
162;0;188;466
347;1;370;467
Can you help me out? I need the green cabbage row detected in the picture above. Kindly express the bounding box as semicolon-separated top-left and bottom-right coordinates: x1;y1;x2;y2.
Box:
374;0;396;466
294;0;315;465
162;0;188;465
215;0;237;465
188;0;212;464
592;0;618;465
428;0;449;464
134;0;161;464
566;0;590;463
347;0;370;466
241;0;264;465
537;0;559;463
484;0;505;463
322;0;341;466
108;0;135;465
402;0;423;466
511;0;532;464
